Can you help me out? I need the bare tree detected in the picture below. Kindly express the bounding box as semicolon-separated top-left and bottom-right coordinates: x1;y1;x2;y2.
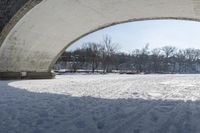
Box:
55;40;200;74
161;46;177;72
151;48;161;56
132;44;150;73
100;35;119;73
83;42;101;73
151;48;161;73
70;54;81;72
176;50;186;73
162;46;177;58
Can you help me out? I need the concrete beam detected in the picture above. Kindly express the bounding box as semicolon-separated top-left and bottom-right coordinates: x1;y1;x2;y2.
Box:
0;72;54;80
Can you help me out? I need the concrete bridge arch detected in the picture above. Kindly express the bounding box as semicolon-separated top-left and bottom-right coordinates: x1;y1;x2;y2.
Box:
1;0;200;79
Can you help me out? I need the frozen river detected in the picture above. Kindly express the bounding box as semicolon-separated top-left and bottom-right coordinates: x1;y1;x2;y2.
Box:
1;74;200;133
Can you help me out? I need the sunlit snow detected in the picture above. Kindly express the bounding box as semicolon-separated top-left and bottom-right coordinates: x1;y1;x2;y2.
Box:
1;74;200;133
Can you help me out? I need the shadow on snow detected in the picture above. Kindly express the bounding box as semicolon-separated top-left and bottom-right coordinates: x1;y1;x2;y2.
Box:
0;81;199;133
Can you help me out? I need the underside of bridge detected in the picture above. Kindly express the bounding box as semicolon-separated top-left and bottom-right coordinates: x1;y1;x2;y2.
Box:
1;0;200;79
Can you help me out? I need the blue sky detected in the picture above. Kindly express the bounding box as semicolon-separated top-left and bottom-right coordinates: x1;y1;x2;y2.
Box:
67;20;200;53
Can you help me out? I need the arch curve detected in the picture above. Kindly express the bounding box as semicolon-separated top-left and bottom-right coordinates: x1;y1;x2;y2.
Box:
1;0;200;79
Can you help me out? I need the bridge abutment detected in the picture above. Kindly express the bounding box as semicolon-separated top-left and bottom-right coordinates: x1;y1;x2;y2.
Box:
0;72;55;80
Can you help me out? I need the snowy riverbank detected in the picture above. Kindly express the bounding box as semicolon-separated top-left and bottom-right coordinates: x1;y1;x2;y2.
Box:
1;74;200;133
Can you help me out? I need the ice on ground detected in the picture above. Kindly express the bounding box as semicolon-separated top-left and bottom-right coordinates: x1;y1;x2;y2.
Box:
1;74;200;133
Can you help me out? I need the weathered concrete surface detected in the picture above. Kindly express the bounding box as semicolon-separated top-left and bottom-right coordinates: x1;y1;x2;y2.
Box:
1;0;200;79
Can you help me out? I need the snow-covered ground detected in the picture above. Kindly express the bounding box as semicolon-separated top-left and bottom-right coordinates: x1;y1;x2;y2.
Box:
1;74;200;133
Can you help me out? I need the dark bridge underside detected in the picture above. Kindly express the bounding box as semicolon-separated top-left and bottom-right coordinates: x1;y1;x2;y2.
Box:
0;0;43;47
0;0;29;32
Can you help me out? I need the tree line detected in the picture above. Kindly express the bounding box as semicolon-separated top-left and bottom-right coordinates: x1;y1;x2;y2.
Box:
54;36;200;74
